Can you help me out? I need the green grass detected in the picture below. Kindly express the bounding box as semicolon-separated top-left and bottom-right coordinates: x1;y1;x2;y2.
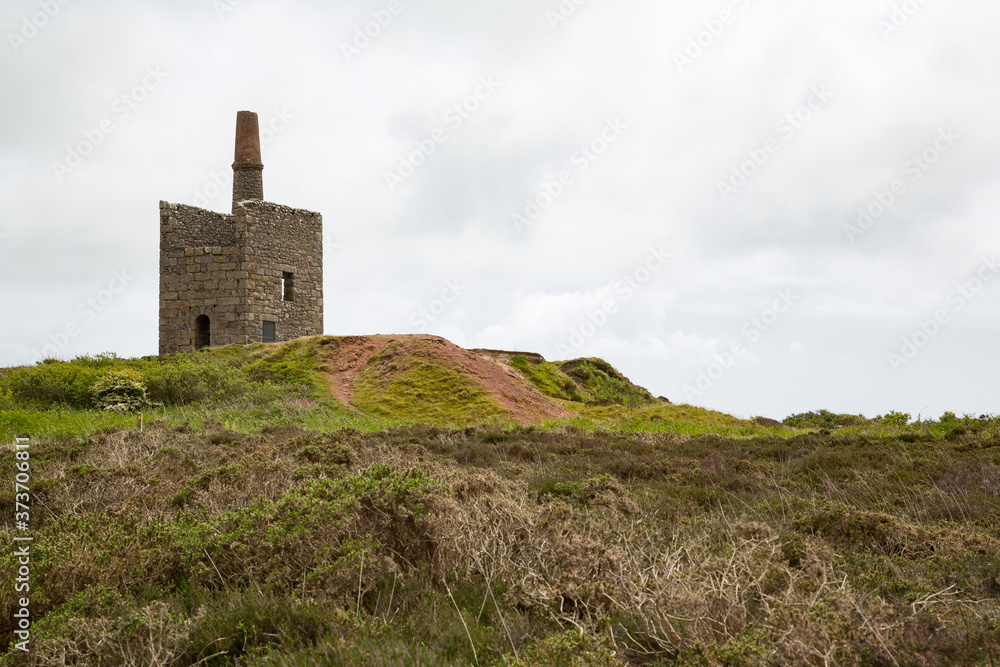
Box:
509;356;657;408
0;407;137;442
509;356;586;402
0;387;396;445
350;340;516;427
0;338;403;442
541;400;796;438
558;357;655;406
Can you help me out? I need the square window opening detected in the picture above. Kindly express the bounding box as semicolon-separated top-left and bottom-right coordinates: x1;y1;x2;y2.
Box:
262;320;276;343
282;272;294;302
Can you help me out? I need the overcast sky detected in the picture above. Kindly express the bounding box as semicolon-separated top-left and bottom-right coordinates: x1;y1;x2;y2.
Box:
2;0;998;420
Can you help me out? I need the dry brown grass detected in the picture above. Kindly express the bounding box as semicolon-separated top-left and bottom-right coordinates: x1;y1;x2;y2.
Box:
2;423;999;665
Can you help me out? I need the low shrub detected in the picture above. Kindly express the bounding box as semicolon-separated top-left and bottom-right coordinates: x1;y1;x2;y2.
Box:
782;409;867;429
143;355;257;406
91;368;148;414
0;360;102;409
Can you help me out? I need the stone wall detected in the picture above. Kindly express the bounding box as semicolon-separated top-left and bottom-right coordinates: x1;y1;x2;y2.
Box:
160;202;238;247
159;202;248;355
158;199;324;356
237;201;323;345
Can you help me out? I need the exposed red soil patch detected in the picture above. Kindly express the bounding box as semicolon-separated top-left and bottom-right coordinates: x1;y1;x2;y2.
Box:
316;335;572;424
317;336;389;411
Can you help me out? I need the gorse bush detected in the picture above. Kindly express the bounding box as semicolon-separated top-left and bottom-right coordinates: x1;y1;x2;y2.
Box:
143;354;260;406
782;409;867;429
877;410;911;427
1;359;104;409
91;368;148;414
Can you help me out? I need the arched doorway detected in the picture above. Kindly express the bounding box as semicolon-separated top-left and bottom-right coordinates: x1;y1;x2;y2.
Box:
195;315;210;349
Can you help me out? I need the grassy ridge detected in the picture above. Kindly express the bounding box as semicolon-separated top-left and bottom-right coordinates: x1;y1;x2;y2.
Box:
558;358;656;406
0;340;998;664
509;356;585;403
508;356;657;407
0;339;397;443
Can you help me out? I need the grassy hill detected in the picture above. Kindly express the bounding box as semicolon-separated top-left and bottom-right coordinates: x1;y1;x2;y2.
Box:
1;337;998;665
489;352;657;407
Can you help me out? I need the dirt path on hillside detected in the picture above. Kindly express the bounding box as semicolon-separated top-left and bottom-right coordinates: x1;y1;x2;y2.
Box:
319;336;390;412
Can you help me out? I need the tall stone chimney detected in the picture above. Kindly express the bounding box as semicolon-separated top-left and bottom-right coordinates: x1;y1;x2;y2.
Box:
232;110;263;212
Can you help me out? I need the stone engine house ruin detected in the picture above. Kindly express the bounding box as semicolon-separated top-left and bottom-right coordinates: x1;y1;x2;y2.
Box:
158;111;323;355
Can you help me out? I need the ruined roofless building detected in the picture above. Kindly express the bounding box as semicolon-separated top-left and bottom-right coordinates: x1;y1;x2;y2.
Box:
158;111;323;355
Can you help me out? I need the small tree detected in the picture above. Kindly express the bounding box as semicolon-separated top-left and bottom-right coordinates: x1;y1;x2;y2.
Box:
91;368;148;414
877;410;911;427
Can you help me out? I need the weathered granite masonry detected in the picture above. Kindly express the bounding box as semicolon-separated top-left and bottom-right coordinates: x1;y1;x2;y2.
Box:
158;111;323;355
